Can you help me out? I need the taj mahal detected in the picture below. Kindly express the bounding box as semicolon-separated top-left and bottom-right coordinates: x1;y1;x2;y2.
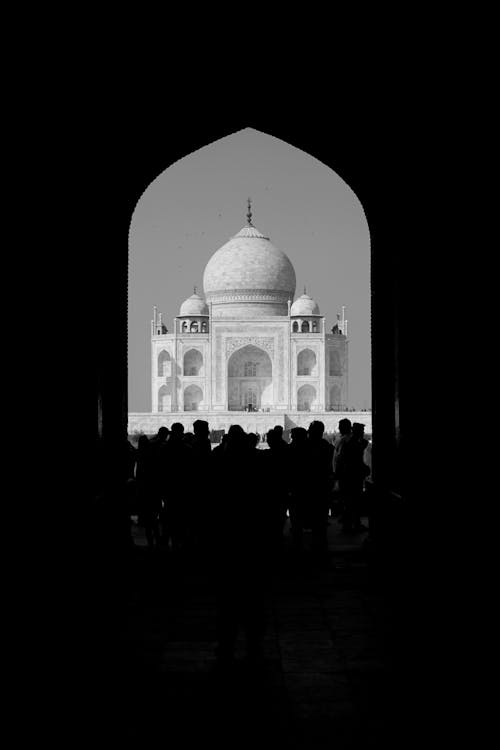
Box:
128;203;372;436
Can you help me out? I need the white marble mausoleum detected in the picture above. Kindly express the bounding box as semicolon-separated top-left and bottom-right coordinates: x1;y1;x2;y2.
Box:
128;207;372;436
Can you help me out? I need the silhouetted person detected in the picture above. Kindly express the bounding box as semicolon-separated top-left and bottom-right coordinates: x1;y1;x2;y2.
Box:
150;425;170;447
211;425;272;670
288;427;309;551
136;435;161;549
263;429;290;548
247;432;260;452
150;426;170;544
120;438;138;547
306;421;334;561
212;433;228;457
349;423;370;531
190;420;212;550
334;418;359;532
162;423;193;552
273;424;288;448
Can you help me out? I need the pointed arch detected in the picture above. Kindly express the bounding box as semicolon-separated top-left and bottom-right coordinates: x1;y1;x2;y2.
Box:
297;348;317;376
184;384;203;411
183;348;203;376
329;384;341;409
158;383;172;412
158;349;171;377
297;384;316;412
227;344;273;410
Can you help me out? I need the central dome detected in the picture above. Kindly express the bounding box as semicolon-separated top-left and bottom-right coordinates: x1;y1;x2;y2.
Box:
203;224;296;318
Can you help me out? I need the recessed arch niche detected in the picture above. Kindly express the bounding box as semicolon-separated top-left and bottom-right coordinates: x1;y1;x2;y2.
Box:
183;349;203;376
297;384;317;412
227;344;273;411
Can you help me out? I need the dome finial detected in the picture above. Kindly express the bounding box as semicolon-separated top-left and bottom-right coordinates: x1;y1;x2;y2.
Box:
304;285;307;295
246;197;253;226
193;284;197;295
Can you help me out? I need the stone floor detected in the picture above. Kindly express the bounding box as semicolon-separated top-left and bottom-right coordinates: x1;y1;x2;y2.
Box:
84;515;421;749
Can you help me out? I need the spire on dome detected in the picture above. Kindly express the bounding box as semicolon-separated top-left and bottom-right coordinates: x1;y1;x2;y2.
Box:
194;284;197;294
304;285;307;295
246;197;253;226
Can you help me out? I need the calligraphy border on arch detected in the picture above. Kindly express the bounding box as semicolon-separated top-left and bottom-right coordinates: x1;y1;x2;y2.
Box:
225;337;275;358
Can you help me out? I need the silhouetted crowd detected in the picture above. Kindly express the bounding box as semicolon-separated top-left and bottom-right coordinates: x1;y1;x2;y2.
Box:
114;418;371;669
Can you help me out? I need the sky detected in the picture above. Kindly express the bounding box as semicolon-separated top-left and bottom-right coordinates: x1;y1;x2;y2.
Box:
128;128;371;412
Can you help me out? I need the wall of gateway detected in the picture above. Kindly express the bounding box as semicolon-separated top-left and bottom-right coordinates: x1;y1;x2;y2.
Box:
128;411;372;436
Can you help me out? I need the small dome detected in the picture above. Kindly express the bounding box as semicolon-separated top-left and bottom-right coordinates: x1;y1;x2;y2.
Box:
290;293;320;316
179;292;209;316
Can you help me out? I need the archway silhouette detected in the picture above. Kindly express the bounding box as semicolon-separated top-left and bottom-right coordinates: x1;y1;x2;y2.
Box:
128;127;371;422
94;114;411;745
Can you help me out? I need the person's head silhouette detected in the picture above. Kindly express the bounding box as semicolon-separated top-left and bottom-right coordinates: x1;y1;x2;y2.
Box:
170;422;185;440
352;422;365;439
193;419;209;439
308;420;325;440
157;426;170;442
290;427;307;444
247;432;259;449
338;418;352;436
266;429;277;448
227;424;246;448
138;435;150;451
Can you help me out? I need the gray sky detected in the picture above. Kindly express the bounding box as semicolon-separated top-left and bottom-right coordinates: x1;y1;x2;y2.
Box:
128;128;371;412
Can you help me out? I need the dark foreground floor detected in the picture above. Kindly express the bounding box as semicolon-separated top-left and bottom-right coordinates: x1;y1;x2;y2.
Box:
79;517;424;749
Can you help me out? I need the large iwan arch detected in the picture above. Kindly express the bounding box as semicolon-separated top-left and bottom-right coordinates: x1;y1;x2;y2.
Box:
227;344;273;410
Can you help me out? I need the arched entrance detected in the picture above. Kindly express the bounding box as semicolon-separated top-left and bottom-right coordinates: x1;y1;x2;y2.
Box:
184;384;203;411
227;344;273;410
183;348;203;376
297;384;316;411
297;348;317;376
